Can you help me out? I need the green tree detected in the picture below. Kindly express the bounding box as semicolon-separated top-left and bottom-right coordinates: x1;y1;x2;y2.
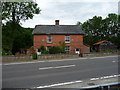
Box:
105;14;120;48
78;13;120;50
2;22;33;55
2;2;40;24
2;2;41;55
81;16;103;46
11;27;33;54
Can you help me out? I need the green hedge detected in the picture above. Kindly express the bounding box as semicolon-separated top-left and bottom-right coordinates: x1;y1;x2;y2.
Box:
32;53;38;60
49;46;65;54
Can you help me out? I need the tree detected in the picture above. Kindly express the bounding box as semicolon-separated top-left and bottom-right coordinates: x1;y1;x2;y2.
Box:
78;13;120;50
2;2;41;55
2;22;33;55
2;2;40;24
104;14;120;48
81;16;103;46
11;27;33;54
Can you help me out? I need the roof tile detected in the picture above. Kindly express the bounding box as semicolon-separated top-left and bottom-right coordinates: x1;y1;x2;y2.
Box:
32;25;84;35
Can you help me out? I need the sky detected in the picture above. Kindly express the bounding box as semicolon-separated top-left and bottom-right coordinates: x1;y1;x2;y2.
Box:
21;0;119;28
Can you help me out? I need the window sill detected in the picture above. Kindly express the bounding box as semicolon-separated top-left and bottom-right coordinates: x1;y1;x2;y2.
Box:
65;42;70;43
47;42;52;43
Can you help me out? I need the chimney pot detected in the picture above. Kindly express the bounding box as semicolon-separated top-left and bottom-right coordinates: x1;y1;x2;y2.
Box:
55;20;59;25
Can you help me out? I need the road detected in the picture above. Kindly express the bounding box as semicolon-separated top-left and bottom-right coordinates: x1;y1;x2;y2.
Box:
2;55;119;88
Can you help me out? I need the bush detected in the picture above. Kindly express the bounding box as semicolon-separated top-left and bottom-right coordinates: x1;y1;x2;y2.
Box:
49;46;65;54
40;46;49;54
2;49;12;56
32;53;38;60
104;50;113;53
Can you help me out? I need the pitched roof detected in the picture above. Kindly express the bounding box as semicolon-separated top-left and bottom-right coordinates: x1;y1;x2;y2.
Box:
93;40;107;45
32;25;84;35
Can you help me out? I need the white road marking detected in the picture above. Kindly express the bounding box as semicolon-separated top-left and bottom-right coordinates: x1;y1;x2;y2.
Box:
103;76;110;79
36;80;83;88
112;61;116;62
113;75;117;77
37;74;120;88
39;65;76;70
90;78;99;81
112;61;118;63
90;74;120;81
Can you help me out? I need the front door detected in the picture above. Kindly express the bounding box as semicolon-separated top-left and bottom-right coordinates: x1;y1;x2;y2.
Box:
75;48;80;54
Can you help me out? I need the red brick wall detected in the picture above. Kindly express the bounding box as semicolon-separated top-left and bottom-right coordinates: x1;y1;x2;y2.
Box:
33;34;83;53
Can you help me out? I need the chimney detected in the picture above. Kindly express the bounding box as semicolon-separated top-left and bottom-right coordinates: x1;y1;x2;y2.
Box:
55;20;59;25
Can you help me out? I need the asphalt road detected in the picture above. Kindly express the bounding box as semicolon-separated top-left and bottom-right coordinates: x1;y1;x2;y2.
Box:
2;55;119;88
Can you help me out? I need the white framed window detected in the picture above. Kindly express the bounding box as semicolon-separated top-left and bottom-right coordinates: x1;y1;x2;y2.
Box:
47;36;52;43
65;46;70;53
65;36;70;43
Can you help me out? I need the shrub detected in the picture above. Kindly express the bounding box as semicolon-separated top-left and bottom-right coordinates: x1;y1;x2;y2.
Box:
32;53;38;60
40;46;49;54
104;50;113;52
49;46;65;54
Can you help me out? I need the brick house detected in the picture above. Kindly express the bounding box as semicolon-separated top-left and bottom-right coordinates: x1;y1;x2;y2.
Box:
32;20;84;54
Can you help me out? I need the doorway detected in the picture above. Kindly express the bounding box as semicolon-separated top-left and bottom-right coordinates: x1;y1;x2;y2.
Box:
75;48;80;54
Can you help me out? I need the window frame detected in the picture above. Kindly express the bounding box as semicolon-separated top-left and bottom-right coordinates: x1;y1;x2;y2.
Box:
65;46;70;52
65;35;70;43
47;35;52;43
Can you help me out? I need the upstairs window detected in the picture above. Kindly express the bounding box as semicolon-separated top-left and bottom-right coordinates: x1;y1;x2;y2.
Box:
65;36;70;43
47;36;52;43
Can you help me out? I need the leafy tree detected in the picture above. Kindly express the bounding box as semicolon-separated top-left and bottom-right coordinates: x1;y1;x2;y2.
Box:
2;2;41;55
2;2;40;24
2;22;16;55
81;16;103;46
12;27;33;54
78;13;120;50
103;14;120;48
2;22;33;55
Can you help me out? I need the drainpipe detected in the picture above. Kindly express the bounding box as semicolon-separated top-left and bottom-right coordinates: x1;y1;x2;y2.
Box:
79;48;83;57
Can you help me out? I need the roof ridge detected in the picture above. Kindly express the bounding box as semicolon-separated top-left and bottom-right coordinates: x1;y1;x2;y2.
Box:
36;25;78;26
93;40;108;45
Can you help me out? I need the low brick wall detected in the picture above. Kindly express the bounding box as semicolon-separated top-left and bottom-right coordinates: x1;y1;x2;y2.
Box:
2;52;119;63
38;54;79;60
83;52;119;57
2;54;79;63
2;55;33;63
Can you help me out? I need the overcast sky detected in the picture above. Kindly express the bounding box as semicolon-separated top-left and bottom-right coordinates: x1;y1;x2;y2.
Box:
21;0;119;28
